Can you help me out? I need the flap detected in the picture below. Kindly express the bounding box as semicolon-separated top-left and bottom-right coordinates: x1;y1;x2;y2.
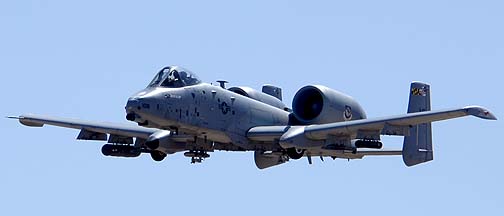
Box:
108;135;134;144
77;129;108;141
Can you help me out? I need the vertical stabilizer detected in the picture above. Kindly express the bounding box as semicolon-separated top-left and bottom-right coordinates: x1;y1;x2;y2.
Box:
403;82;433;166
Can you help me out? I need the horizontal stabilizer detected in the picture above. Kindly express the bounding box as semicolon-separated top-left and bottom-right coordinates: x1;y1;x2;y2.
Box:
464;106;497;120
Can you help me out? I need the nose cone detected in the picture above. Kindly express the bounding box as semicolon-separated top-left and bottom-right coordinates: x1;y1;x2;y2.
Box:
125;92;155;123
126;89;150;111
126;98;140;112
126;98;140;121
125;98;140;121
125;88;160;124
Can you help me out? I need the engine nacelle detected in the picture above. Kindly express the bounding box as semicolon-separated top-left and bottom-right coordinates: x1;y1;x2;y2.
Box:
228;86;287;110
292;85;366;125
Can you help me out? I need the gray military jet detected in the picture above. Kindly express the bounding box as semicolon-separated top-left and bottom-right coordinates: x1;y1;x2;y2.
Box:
9;66;497;169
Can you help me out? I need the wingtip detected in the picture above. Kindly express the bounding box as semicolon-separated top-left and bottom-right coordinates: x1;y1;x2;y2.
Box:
464;106;497;120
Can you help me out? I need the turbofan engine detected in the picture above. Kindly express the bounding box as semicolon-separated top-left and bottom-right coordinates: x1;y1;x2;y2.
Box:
292;85;367;125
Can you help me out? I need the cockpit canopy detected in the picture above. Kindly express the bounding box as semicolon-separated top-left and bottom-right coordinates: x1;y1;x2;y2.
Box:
148;66;202;88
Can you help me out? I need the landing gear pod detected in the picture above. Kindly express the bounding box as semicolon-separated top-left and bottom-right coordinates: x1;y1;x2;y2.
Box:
286;148;305;160
150;150;167;162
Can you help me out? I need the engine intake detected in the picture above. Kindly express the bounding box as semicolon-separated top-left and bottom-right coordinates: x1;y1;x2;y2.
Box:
292;85;366;125
293;87;324;120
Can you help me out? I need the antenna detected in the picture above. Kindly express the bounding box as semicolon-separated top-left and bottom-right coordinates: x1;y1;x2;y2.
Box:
216;80;229;89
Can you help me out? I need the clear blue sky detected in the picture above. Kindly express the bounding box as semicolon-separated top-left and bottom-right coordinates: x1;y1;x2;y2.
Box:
1;1;502;215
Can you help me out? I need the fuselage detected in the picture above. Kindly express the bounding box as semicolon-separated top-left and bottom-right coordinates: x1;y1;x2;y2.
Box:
126;82;290;151
124;66;369;155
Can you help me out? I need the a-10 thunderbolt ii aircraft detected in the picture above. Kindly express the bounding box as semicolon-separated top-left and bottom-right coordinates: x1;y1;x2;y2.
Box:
10;66;497;169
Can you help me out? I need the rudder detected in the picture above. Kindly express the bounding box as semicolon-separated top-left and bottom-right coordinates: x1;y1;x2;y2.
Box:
403;82;433;166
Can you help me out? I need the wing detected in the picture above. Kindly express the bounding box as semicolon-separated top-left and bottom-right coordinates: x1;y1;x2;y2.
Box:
249;106;495;168
307;105;495;140
248;106;496;144
251;105;497;143
9;114;161;145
